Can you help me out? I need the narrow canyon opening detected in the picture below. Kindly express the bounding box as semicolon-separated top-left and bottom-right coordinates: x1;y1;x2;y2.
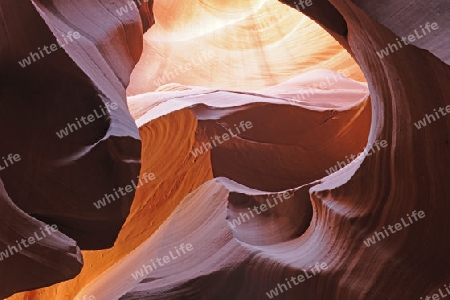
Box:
2;0;449;299
125;0;371;246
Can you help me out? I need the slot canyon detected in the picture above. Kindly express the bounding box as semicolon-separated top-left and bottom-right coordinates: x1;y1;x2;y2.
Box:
0;0;449;299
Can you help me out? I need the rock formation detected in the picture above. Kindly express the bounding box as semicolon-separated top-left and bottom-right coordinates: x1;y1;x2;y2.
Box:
1;0;449;299
0;0;141;297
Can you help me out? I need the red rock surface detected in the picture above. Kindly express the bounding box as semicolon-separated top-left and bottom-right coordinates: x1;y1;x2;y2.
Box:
2;0;450;299
1;0;141;297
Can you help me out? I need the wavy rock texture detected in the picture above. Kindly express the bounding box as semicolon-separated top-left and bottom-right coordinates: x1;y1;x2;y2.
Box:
353;0;450;64
69;70;370;299
126;0;364;95
0;0;141;297
0;177;82;297
3;0;450;299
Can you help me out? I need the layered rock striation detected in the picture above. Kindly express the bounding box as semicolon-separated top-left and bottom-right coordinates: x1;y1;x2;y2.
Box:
2;0;450;299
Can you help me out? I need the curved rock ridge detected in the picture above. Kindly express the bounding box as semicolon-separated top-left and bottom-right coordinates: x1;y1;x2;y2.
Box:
126;0;365;95
309;0;450;299
3;0;450;299
129;70;371;191
0;177;82;298
1;0;142;297
135;0;155;33
8;107;213;300
115;71;370;299
37;70;368;299
80;0;449;298
280;0;349;49
353;0;450;64
220;177;314;246
10;68;369;299
78;179;328;300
